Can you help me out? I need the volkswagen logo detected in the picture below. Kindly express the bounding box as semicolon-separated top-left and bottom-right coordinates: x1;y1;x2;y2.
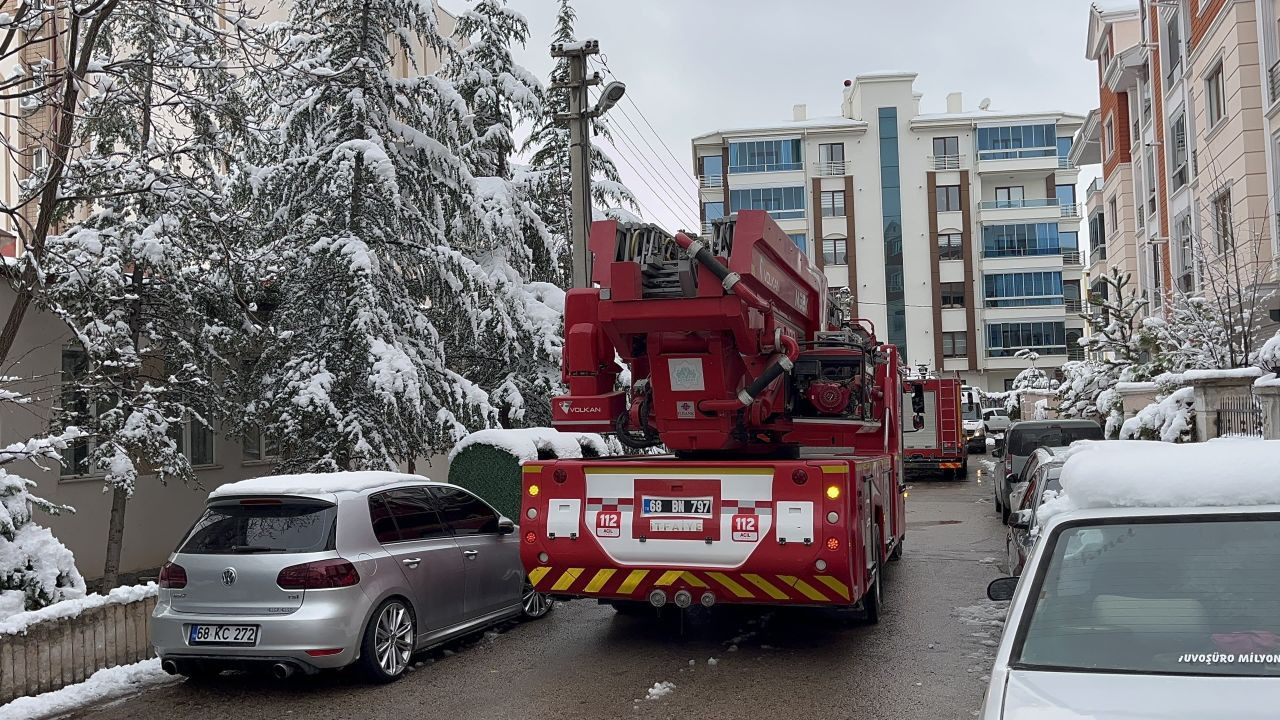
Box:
221;567;237;586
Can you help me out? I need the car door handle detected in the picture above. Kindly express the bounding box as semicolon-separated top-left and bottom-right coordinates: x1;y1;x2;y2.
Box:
402;558;421;568
462;550;478;560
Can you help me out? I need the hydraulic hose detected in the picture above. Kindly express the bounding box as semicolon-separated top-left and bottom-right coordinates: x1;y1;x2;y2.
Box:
671;232;770;312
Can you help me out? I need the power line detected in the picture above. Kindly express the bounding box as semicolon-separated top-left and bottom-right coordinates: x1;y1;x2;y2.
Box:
608;101;700;211
594;56;701;188
603;135;699;231
589;85;698;220
604;94;699;197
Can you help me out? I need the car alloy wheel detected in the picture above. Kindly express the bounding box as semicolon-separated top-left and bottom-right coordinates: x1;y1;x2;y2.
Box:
374;602;414;676
522;579;553;619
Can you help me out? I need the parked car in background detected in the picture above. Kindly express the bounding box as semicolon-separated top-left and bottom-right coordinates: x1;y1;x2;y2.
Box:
151;472;551;683
1005;460;1064;575
981;504;1280;718
982;408;1010;435
995;420;1102;522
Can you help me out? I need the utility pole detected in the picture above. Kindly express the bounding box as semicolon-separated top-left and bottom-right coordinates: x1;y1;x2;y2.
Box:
551;39;625;288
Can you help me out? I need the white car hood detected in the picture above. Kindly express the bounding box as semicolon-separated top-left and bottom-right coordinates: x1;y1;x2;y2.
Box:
964;420;984;430
1002;670;1279;719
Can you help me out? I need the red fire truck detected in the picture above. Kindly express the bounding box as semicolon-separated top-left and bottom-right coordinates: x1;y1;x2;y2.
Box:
900;376;968;480
519;211;924;621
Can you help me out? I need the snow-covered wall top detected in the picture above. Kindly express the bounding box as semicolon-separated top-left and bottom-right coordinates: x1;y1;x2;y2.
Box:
209;471;431;498
0;583;157;637
449;428;609;463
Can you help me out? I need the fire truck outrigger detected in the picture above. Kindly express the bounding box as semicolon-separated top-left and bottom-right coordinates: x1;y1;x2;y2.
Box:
519;210;925;621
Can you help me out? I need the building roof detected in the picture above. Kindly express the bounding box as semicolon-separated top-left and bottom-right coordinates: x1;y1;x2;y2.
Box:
691;115;868;143
911;109;1086;128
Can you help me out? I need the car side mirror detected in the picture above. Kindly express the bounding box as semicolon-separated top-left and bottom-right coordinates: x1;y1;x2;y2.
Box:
912;414;925;431
1010;509;1032;530
987;576;1018;602
992;446;1005;459
496;517;515;535
911;384;925;414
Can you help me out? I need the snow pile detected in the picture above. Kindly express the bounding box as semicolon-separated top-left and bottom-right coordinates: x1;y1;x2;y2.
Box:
0;658;175;720
0;583;156;636
953;601;1008;628
448;428;609;463
1118;386;1195;442
1260;332;1280;372
1038;440;1280;524
210;471;429;498
644;681;676;701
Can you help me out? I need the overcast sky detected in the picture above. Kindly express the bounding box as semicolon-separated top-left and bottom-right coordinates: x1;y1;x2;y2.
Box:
507;0;1105;238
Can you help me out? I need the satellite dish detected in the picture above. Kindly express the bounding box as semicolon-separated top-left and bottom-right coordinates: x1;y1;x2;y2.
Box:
979;98;991;110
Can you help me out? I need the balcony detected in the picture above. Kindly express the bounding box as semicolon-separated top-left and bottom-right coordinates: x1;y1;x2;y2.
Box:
1062;250;1082;266
698;175;723;189
1067;346;1086;362
1065;298;1083;313
811;161;847;176
976;147;1062;173
701;222;715;236
1058;155;1075;170
1060;203;1081;218
927;155;968;171
1270;59;1280;104
979;198;1060;211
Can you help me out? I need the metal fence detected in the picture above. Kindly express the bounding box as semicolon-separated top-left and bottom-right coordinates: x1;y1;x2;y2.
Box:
0;594;157;704
1213;395;1264;439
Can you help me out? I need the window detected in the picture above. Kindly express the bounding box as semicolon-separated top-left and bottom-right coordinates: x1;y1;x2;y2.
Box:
178;499;337;554
1059;231;1079;251
1103;118;1115;158
982;223;1061;258
59;347;113;477
820;190;845;217
984;272;1065;307
932;135;959;161
728;186;805;219
1108;197;1118;232
1089;211;1106;259
1056;136;1074;160
938;233;963;261
823;236;848;266
702;201;724;221
994;186;1024;207
985;321;1067;357
1175;213;1195;292
1130;92;1141;141
1170;112;1188;190
936;185;961;211
29;147;48;177
242;428;281;462
1213;188;1233;252
940;282;966;308
699;154;723;182
374;488;451;542
788;233;807;254
818;142;844;165
1144;146;1157;214
1055;184;1076;213
171;418;215;467
942;332;967;358
1165;10;1182;80
976;124;1058;159
430;486;500;535
728;139;803;173
1206;62;1225;128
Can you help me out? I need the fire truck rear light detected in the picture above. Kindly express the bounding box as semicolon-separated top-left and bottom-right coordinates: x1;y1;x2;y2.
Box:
538;552;549;564
825;537;840;551
792;468;808;485
815;559;828;571
699;591;716;608
673;590;692;609
826;485;840;500
528;484;540;497
524;531;536;544
526;507;538;520
826;511;839;524
553;469;567;484
648;589;668;608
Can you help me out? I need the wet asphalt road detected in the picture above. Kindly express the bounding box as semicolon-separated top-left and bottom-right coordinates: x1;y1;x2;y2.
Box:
60;460;1010;720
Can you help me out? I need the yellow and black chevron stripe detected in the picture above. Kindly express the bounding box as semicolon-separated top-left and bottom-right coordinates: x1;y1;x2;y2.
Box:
527;566;853;605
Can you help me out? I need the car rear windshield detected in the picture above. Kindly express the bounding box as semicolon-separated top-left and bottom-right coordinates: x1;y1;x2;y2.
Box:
1009;425;1102;455
178;499;337;554
1013;517;1280;676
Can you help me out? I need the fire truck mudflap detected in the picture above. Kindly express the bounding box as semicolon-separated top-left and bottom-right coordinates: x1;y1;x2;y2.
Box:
520;456;898;608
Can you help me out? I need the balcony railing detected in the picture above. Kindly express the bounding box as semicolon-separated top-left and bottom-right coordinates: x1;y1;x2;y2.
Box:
812;161;847;176
1058;155;1075;169
927;155;967;170
1088;177;1104;195
698;175;723;188
977;147;1058;162
1067;346;1086;362
978;198;1060;210
1061;203;1081;218
1065;298;1083;313
701;222;715;236
1270;59;1280;104
1062;250;1082;265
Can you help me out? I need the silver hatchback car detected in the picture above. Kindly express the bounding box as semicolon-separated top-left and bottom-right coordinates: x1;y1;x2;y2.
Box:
150;472;551;682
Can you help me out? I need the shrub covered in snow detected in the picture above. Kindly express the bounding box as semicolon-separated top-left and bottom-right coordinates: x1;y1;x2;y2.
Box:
1118;386;1196;443
1260;331;1280;373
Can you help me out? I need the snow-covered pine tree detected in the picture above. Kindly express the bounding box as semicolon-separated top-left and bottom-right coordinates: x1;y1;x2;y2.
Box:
1141;293;1235;373
244;0;508;471
0;379;85;611
1055;359;1114;423
35;1;266;588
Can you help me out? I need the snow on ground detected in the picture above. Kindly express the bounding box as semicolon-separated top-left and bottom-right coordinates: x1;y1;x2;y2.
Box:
0;658;176;720
0;584;156;636
644;681;676;701
1039;439;1280;524
209;471;429;498
448;427;609;463
953;601;1009;629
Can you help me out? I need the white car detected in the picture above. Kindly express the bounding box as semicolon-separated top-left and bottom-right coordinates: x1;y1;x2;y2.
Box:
979;505;1280;718
982;408;1010;434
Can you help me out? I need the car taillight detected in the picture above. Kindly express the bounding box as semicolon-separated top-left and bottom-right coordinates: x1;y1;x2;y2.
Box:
159;561;187;589
276;559;360;590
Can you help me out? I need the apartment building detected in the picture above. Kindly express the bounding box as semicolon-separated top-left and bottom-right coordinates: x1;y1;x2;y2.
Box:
1083;0;1279;329
691;73;1085;392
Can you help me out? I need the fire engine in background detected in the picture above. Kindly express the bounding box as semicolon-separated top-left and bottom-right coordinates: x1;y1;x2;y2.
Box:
519;210;927;622
899;375;967;480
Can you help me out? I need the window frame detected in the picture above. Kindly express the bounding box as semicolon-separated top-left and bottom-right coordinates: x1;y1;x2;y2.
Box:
820;189;846;218
1170;112;1188;190
370;487;453;544
940;281;966;309
1212;187;1233;253
822;236;849;266
1206;61;1226;129
942;331;968;359
429;485;502;536
936;185;962;212
938;232;964;261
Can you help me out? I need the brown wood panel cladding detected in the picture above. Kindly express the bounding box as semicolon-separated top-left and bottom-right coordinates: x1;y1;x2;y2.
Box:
721;146;730;212
927;173;943;370
811;177;824;270
844;175;857;316
960;170;978;368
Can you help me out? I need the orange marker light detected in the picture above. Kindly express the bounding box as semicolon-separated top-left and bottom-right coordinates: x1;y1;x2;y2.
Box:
528;484;540;497
826;537;840;551
826;485;840;500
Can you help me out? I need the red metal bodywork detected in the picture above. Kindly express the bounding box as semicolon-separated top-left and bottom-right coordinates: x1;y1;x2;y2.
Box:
901;377;967;476
526;211;908;608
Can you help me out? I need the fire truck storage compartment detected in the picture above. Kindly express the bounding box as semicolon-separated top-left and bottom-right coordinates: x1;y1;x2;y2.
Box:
902;389;938;448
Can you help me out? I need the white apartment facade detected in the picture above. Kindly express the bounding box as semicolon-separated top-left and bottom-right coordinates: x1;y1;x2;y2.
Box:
692;72;1085;392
